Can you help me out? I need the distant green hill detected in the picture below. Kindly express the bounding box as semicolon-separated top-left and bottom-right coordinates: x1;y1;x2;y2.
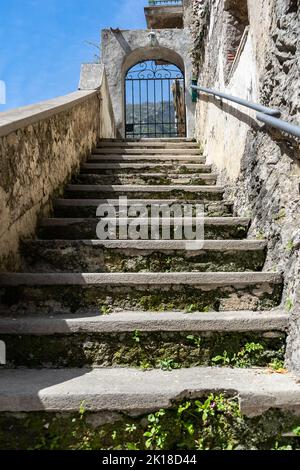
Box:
126;101;177;137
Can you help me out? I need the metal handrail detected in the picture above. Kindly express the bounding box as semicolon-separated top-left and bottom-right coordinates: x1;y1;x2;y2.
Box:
191;84;300;139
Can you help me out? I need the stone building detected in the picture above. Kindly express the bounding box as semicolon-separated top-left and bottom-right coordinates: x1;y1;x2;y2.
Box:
186;0;300;372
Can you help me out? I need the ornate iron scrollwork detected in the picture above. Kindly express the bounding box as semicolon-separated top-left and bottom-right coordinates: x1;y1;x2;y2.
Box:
127;60;183;80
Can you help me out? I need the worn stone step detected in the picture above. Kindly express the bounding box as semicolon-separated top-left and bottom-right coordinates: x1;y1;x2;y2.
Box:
64;184;224;201
100;138;196;143
37;217;250;240
0;311;287;368
73;173;218;186
0;272;283;314
88;155;206;163
94;148;201;155
54;199;233;218
21;240;266;273
98;140;199;148
81;162;212;175
0;367;299;415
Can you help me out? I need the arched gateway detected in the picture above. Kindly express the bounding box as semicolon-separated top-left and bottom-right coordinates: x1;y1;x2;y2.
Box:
124;60;186;139
101;29;194;137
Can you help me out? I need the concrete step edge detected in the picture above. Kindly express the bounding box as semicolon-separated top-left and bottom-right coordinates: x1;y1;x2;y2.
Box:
0;272;283;286
0;311;288;334
0;367;299;414
65;185;224;192
77;173;218;179
94;150;201;155
99;138;196;142
54;199;233;207
82;164;211;171
39;217;250;227
88;156;206;162
23;239;266;251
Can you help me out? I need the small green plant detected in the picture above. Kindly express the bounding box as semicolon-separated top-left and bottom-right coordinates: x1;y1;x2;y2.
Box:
212;343;264;368
132;330;141;343
202;305;212;313
286;240;294;253
285;297;293;312
125;424;137;434
269;358;285;371
144;410;167;449
274;208;286;221
186;304;198;313
157;358;181;371
79;401;86;419
212;351;231;366
186;335;202;348
255;230;266;240
139;360;151;370
100;305;111;315
195;394;240;423
273;442;293;450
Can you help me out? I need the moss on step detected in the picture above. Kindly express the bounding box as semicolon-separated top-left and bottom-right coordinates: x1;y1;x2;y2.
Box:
54;202;232;218
82;165;211;176
0;395;299;450
38;222;248;241
73;174;216;186
64;189;223;202
0;332;285;368
22;244;266;273
0;282;283;315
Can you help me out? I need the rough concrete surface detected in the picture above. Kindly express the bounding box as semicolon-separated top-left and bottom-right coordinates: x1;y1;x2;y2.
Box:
0;367;300;416
0;310;288;334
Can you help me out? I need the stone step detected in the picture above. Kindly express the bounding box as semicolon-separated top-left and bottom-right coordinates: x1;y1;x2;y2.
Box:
64;184;224;201
0;367;299;415
88;155;206;163
73;173;218;186
100;138;196;143
21;239;266;273
37;217;250;240
81;162;212;174
0;311;287;368
0;272;283;314
98;140;200;149
94;148;201;155
54;199;233;218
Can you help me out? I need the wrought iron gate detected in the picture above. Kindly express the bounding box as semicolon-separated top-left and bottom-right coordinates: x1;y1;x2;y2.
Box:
125;60;186;139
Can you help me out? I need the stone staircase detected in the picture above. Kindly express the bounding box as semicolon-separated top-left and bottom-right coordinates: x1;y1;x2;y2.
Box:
0;138;300;448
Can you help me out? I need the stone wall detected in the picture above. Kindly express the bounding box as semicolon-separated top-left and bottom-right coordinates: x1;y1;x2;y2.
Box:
101;28;195;137
0;68;116;272
187;0;300;373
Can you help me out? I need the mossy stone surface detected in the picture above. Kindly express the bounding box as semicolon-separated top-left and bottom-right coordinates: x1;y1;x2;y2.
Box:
0;331;286;368
0;396;299;450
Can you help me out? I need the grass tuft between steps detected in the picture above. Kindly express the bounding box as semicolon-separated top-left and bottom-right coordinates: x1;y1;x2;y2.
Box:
1;394;300;450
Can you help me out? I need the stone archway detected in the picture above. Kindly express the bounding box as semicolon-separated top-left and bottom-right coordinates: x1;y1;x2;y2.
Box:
101;28;195;138
122;46;188;138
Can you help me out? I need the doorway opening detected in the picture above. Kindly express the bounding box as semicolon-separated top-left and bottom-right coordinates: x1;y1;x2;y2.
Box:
124;60;186;139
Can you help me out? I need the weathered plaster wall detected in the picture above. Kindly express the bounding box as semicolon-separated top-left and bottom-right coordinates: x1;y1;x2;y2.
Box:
101;28;195;137
188;0;300;374
0;70;116;272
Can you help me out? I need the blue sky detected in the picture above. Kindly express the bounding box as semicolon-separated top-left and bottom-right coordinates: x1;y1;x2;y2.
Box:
0;0;148;112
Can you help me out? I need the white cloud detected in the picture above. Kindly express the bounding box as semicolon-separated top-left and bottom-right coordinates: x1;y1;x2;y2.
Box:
0;80;6;105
